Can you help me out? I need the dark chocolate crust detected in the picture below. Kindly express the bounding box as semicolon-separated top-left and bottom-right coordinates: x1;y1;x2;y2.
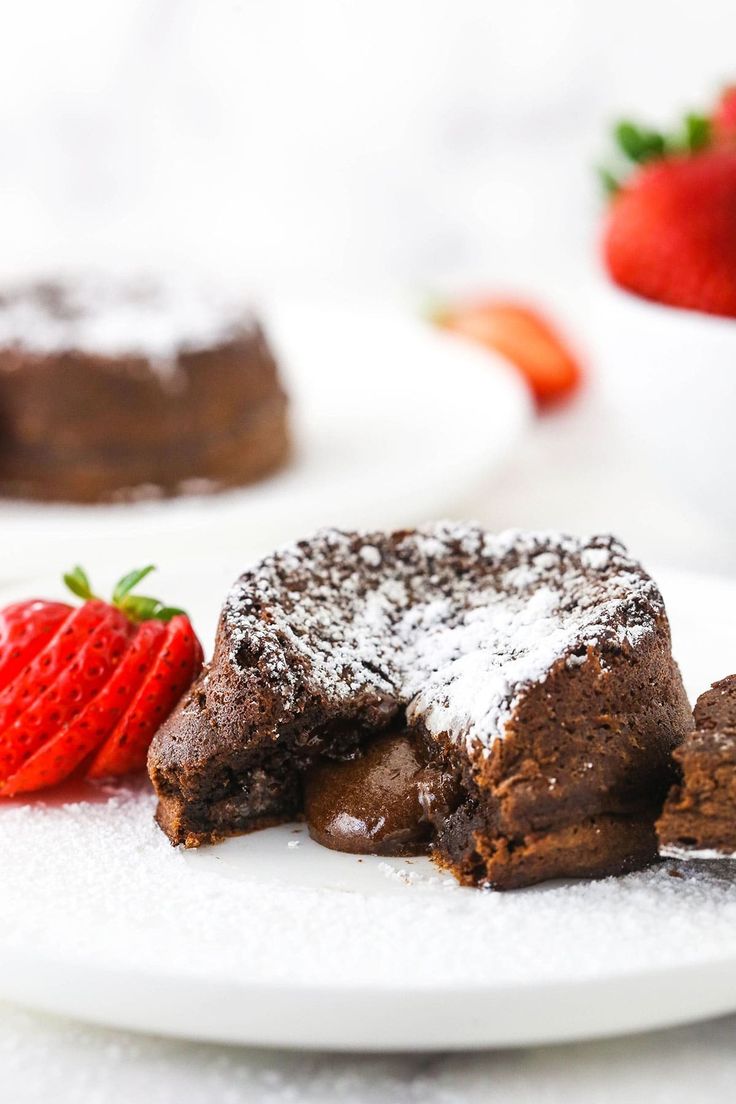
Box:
0;301;289;502
658;675;736;855
149;526;692;889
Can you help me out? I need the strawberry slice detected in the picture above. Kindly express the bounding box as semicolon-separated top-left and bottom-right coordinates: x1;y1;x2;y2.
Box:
434;300;582;407
0;600;111;738
0;606;132;783
0;619;166;796
0;600;72;693
88;614;201;779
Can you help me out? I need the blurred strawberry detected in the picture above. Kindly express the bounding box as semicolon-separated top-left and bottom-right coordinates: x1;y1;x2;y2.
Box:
434;300;582;407
0;566;203;796
604;152;736;318
600;105;736;318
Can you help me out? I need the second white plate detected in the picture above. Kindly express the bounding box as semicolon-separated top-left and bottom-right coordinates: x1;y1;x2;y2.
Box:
0;297;529;583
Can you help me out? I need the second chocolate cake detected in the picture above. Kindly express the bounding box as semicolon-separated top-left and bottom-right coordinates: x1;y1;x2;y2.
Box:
658;675;736;858
148;524;692;889
0;277;289;503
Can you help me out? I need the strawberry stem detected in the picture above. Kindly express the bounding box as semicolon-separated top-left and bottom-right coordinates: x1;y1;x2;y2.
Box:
597;166;621;197
600;103;714;198
615;121;667;164
63;565;187;623
421;295;452;327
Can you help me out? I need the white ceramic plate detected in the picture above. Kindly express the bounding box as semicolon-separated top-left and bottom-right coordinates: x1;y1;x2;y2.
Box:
1;564;736;1052
0;297;530;583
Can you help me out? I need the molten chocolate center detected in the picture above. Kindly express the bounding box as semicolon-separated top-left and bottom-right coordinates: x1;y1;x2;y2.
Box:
303;729;458;856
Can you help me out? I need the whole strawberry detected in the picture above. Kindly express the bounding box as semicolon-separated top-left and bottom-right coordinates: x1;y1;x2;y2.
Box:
600;95;736;319
0;566;203;796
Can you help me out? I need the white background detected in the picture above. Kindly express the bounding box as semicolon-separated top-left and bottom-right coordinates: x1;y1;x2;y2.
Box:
2;0;736;575
0;0;733;293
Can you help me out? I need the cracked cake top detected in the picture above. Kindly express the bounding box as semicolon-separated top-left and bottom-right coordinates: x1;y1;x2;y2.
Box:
196;524;665;759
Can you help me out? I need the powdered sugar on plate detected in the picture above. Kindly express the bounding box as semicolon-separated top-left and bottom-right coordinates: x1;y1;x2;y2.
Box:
2;784;736;991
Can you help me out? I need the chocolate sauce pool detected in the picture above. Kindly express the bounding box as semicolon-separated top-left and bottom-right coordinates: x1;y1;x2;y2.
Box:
303;730;459;856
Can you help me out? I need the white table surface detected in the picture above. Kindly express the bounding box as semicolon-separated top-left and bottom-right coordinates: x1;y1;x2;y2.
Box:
2;1000;736;1104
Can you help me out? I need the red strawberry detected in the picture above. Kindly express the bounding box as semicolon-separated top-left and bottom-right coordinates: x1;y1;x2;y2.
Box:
713;86;736;148
87;614;199;779
0;599;112;739
434;300;582;406
604;152;736;318
0;619;166;796
599;102;736;318
0;565;202;796
0;606;132;783
0;600;72;693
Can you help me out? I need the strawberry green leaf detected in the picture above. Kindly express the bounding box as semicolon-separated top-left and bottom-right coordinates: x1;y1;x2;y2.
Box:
113;565;156;604
153;606;186;622
615;122;666;164
62;562;188;624
118;595;162;622
63;565;96;601
601;100;718;196
684;113;711;152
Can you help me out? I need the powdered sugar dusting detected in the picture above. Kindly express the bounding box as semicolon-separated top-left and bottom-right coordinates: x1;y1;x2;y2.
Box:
222;524;663;756
1;788;736;994
0;276;255;364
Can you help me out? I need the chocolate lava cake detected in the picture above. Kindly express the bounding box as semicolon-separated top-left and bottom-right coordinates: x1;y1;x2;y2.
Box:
148;525;692;889
658;675;736;858
0;278;289;502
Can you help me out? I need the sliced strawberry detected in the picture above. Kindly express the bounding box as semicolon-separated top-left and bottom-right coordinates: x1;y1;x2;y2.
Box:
0;600;111;737
0;606;132;783
0;600;72;693
0;619;165;796
87;614;201;779
436;300;582;406
0;564;203;796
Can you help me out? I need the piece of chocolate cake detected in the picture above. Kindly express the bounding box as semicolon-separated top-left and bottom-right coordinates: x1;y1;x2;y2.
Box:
148;525;692;889
0;277;289;503
658;675;736;858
